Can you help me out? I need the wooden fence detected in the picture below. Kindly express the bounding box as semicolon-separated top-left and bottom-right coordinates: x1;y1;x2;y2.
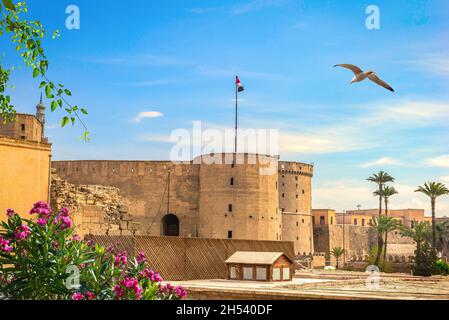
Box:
87;235;294;281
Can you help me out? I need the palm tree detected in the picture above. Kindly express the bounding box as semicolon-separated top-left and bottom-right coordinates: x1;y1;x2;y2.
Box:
415;182;449;251
367;171;395;217
436;221;449;256
374;186;398;261
331;247;345;269
370;216;401;266
367;172;394;266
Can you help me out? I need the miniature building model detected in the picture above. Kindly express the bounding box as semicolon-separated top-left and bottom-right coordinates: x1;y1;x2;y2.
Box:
225;251;294;282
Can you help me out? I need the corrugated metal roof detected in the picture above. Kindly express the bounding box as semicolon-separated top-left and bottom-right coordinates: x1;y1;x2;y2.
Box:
225;251;290;265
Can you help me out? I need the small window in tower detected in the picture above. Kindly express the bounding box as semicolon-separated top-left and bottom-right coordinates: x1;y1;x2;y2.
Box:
302;190;305;194
228;204;233;212
362;219;365;226
295;176;298;181
296;194;299;199
320;216;325;225
296;222;299;227
228;231;233;239
302;219;305;224
354;219;358;225
230;178;234;186
21;136;26;140
282;193;285;198
21;124;25;131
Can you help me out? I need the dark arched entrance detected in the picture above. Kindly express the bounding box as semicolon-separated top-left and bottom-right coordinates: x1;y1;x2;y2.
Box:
162;214;180;237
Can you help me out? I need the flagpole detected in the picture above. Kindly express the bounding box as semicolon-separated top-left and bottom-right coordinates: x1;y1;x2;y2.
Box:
235;76;238;154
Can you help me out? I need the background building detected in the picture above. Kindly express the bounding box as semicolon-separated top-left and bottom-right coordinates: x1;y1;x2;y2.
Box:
0;101;51;221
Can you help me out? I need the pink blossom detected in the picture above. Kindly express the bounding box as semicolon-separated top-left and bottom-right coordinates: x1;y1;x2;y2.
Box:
175;286;187;299
120;277;142;299
0;236;13;253
79;263;86;269
14;225;31;241
37;218;48;227
54;214;73;230
85;292;96;300
72;234;81;242
6;208;15;218
139;269;162;283
72;292;84;301
29;201;51;218
114;251;128;267
113;285;124;299
136;251;147;265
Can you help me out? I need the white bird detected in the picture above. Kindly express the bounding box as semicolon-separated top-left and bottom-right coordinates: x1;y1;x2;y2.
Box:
334;64;395;92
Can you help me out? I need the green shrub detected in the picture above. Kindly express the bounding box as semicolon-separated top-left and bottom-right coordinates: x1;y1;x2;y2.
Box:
434;259;449;276
0;203;187;300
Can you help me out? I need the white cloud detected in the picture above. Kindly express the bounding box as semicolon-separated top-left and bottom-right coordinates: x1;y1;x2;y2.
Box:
405;56;449;76
360;157;402;168
426;154;449;168
134;111;164;123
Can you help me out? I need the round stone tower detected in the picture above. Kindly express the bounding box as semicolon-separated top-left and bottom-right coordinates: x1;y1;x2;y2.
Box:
196;153;280;241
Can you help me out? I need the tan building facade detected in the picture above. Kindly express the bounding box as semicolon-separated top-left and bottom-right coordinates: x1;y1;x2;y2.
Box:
0;105;51;222
52;153;314;255
337;209;431;228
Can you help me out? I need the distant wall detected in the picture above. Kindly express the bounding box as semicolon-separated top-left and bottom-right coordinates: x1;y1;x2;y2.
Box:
87;235;295;281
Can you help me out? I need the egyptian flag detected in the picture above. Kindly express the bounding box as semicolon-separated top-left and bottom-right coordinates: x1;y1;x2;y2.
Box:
236;76;245;92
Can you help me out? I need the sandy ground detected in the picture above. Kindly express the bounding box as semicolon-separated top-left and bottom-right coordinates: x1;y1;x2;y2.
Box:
170;271;449;300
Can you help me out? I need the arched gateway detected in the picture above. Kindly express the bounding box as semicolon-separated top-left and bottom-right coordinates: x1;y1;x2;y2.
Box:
162;214;180;237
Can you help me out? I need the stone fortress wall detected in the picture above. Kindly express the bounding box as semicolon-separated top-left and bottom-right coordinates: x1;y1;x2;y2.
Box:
52;153;314;256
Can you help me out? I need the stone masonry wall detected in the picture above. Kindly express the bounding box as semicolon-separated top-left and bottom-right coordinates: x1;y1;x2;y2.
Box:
50;173;141;237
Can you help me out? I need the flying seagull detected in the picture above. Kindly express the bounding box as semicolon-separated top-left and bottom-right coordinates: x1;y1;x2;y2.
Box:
334;64;395;92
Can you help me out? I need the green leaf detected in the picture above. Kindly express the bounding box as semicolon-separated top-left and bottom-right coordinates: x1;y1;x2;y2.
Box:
64;89;72;96
2;0;15;10
61;116;69;128
80;108;88;115
32;68;39;78
45;85;52;98
51;101;57;112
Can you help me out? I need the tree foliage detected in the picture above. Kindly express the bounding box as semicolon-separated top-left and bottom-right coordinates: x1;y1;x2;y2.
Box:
0;1;89;140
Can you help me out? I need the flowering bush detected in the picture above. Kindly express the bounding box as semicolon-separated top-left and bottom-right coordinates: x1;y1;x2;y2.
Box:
0;203;186;300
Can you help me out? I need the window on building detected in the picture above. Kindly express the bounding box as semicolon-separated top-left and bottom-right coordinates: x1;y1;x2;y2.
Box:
296;194;299;199
312;216;315;224
283;267;290;280
243;267;253;280
230;266;238;279
228;204;233;212
296;222;299;227
256;267;267;281
362;219;365;226
21;136;26;140
230;178;234;186
302;190;305;194
320;216;325;225
281;208;285;212
302;219;305;224
282;193;285;198
331;217;334;225
295;176;298;181
272;268;281;281
21;124;25;131
227;230;233;239
354;219;358;225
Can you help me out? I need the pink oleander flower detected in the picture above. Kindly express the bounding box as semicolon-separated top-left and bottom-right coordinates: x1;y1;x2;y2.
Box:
0;236;13;253
72;292;84;301
114;251;128;267
175;286;187;299
29;201;51;218
79;263;86;269
6;208;15;218
139;269;163;283
85;292;96;300
120;277;142;299
113;285;124;299
14;225;31;241
54;214;73;230
72;234;81;242
37;218;48;227
136;251;146;265
59;207;69;217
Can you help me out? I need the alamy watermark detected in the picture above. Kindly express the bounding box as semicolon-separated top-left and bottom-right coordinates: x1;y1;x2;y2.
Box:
168;121;279;175
365;5;380;30
66;5;80;30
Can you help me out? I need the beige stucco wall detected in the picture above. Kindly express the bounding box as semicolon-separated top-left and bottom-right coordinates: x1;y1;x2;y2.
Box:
282;212;313;256
0;136;51;221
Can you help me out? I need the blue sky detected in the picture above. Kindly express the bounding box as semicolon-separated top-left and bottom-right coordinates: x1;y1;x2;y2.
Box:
3;0;449;214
